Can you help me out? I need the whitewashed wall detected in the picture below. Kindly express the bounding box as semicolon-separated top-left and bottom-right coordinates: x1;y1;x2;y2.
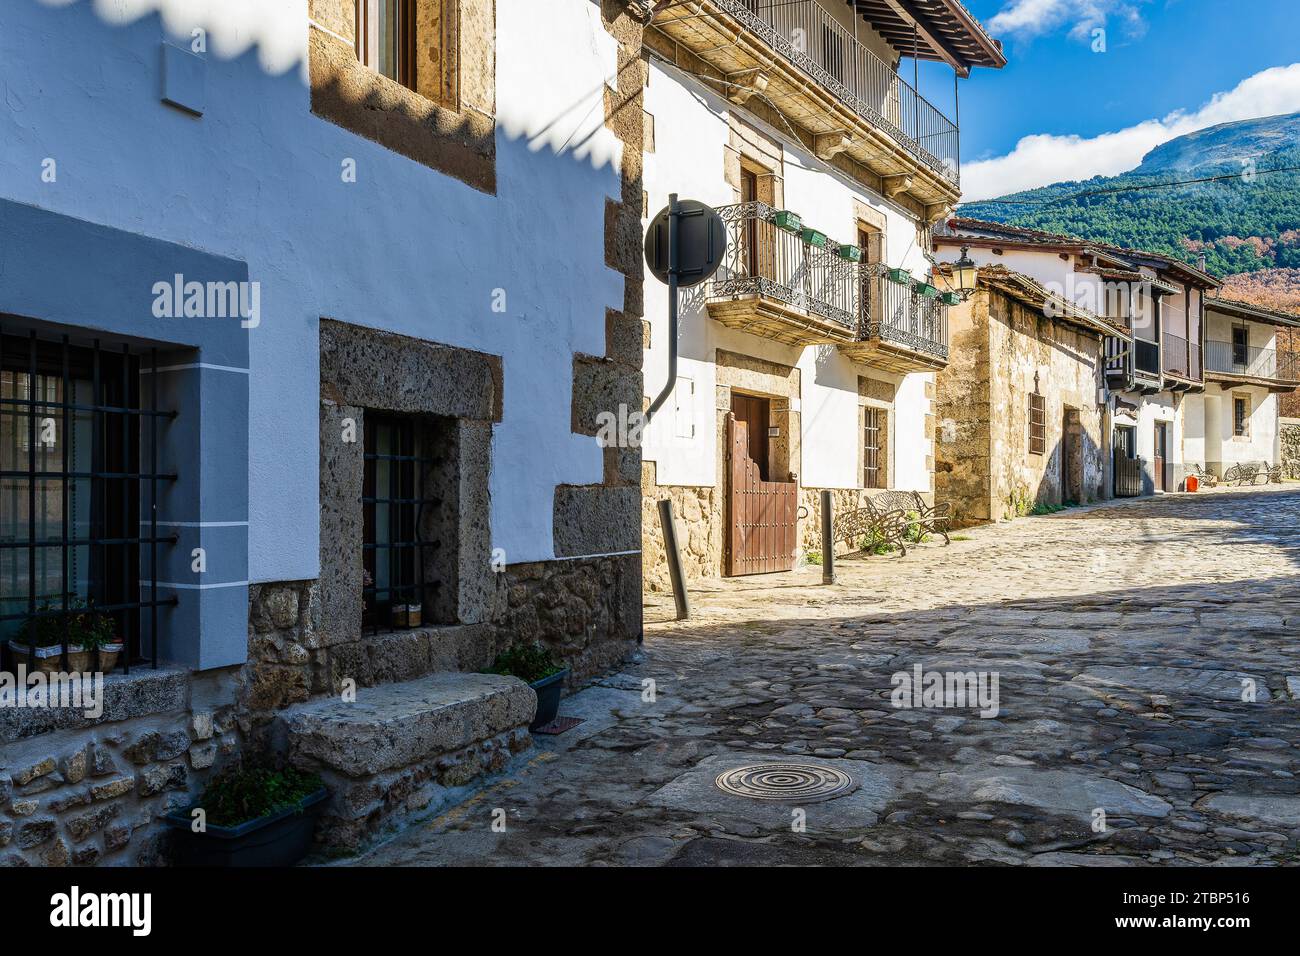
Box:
0;0;624;580
642;59;934;492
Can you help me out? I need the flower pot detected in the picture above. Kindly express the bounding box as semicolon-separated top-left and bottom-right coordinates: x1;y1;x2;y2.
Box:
887;267;912;285
94;643;125;673
800;227;828;249
772;210;802;233
528;668;570;731
835;244;862;262
165;788;328;867
7;641;91;674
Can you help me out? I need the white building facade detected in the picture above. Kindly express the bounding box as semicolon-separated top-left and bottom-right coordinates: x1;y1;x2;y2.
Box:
639;0;1006;587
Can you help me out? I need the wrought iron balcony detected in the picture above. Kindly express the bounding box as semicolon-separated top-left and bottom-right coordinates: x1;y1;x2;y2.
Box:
841;268;949;371
705;204;948;369
1161;332;1202;386
651;0;963;205
1205;339;1300;387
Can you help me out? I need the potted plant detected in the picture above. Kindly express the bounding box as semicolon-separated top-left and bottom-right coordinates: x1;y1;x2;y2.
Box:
487;643;569;731
78;607;122;672
165;765;327;867
8;602;93;674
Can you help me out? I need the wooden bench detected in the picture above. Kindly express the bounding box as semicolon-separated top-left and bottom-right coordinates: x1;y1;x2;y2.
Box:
831;490;951;558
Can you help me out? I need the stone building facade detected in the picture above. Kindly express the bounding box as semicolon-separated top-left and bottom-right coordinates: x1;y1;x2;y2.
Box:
0;0;648;864
638;0;1006;589
935;268;1121;526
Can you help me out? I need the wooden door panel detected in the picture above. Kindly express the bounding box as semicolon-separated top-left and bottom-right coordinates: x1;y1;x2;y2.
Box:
725;414;797;576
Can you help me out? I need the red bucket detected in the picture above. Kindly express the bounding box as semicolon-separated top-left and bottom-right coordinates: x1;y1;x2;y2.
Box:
1186;475;1200;493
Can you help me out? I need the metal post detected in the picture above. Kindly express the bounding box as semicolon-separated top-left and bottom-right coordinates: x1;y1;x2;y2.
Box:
657;499;690;620
820;489;834;585
646;193;682;422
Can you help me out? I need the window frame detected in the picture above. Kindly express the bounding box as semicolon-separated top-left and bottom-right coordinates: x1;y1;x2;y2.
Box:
863;406;884;489
356;0;418;91
1028;392;1046;457
0;329;176;672
1232;394;1250;438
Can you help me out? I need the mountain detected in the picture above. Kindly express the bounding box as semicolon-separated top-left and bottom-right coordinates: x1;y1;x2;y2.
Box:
960;112;1300;278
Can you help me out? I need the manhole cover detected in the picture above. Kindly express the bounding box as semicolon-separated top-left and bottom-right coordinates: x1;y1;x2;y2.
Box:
714;763;857;803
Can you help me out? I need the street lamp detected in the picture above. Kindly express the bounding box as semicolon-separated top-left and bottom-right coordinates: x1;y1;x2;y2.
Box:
952;245;977;300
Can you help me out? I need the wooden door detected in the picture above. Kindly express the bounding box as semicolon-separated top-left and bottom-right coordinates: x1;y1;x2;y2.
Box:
1153;421;1168;492
731;392;770;480
725;413;797;576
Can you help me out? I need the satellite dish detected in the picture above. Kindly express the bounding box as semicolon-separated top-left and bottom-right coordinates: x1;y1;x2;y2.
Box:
644;200;727;288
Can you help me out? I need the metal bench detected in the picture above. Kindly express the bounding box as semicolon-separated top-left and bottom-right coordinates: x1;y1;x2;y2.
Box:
1223;462;1261;486
1188;463;1219;488
1223;461;1281;486
831;490;951;558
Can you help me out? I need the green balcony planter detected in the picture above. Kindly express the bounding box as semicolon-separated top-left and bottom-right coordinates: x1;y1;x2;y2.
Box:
914;281;940;299
773;210;803;233
939;292;962;307
835;244;862;262
800;227;828;249
887;267;912;285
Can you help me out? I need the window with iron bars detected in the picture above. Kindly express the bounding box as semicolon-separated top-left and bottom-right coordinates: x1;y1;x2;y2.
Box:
362;414;440;631
0;328;176;673
863;407;884;489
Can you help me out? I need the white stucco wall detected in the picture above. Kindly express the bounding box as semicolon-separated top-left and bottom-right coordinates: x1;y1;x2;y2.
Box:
0;0;625;580
641;59;933;493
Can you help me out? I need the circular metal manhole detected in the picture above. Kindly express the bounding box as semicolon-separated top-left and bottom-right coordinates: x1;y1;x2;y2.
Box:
714;763;857;803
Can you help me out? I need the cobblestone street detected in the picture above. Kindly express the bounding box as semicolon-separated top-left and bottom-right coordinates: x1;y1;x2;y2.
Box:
358;487;1300;867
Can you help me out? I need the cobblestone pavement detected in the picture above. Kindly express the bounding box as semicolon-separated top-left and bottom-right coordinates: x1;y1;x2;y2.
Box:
359;487;1300;866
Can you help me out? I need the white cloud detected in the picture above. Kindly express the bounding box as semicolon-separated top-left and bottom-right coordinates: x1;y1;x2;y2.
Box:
961;63;1300;202
988;0;1149;42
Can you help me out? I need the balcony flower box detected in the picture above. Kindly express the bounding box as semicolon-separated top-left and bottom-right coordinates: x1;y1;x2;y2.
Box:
835;244;862;262
939;292;962;307
887;268;912;285
773;210;803;233
914;281;940;299
800;227;828;249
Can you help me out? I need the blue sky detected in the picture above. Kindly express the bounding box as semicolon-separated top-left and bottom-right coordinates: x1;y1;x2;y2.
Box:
907;0;1300;199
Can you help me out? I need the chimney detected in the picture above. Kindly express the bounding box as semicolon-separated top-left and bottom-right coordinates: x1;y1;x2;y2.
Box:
1197;253;1208;272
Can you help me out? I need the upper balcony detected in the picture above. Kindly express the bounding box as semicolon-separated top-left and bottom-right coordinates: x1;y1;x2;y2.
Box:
1205;339;1300;391
705;202;948;370
649;0;1006;209
1161;332;1203;390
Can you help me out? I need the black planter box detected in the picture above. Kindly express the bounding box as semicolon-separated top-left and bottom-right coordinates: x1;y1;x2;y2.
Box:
165;788;328;867
529;668;569;730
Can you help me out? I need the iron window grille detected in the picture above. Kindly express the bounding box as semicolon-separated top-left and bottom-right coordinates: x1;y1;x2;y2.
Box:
0;327;177;673
863;407;883;489
362;414;441;632
1028;392;1046;456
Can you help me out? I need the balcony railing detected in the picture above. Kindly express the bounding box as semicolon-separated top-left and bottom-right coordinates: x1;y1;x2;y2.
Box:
1134;337;1160;379
709;201;860;329
1161;332;1201;381
706;203;948;360
869;270;949;361
721;0;960;183
1205;339;1300;382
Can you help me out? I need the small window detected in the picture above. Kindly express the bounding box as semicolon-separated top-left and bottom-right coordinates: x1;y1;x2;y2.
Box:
1028;392;1046;456
864;407;884;489
363;413;433;630
1233;396;1250;437
357;0;417;90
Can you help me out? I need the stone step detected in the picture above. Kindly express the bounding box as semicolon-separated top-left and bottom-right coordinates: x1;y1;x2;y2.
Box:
275;672;536;778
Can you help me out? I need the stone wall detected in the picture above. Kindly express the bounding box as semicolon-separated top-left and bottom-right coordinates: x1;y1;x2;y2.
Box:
1282;418;1300;479
936;288;1108;526
1;669;240;867
641;463;719;592
935;291;993;526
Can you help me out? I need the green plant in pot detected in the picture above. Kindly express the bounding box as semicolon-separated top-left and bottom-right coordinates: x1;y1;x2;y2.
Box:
487;643;569;730
10;599;118;674
165;765;327;867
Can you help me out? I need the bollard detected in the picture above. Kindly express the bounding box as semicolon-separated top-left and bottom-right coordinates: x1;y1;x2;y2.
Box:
820;489;834;585
657;499;690;620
